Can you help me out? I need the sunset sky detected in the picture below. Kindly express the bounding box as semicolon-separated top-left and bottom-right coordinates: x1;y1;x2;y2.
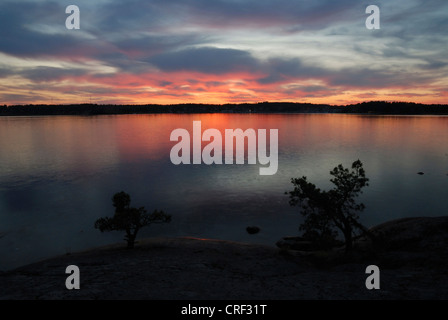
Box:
0;0;447;105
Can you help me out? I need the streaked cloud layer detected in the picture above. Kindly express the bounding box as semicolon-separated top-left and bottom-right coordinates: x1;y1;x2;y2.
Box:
1;0;447;105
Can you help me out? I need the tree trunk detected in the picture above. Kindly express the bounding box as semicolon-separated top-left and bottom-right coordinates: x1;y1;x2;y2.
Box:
343;223;353;252
126;231;136;249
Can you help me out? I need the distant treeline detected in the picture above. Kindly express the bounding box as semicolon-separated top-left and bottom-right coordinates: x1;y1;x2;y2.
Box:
1;101;448;116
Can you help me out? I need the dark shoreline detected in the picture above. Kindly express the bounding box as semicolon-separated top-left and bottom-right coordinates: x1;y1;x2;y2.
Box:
1;216;448;300
2;101;448;116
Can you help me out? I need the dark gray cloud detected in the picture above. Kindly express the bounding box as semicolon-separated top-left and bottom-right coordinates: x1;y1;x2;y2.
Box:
0;68;15;78
257;58;326;84
0;65;91;83
92;0;358;32
0;92;49;104
328;68;397;88
152;0;357;29
92;0;167;33
148;47;261;74
419;60;448;71
0;2;85;57
19;67;88;83
259;56;437;89
113;34;206;56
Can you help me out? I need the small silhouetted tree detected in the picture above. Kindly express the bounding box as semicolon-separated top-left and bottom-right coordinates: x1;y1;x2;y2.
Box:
94;191;171;248
286;160;369;252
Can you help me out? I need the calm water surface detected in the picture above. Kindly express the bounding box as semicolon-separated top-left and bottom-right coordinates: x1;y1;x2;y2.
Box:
1;114;448;270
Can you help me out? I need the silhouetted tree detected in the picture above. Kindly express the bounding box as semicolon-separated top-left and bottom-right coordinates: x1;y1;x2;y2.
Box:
94;191;171;248
112;191;131;212
286;160;369;252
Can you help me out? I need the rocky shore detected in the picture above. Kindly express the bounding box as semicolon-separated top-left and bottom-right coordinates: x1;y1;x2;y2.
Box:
1;216;448;300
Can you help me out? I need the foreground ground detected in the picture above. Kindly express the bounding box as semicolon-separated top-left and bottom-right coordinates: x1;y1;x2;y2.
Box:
1;217;448;300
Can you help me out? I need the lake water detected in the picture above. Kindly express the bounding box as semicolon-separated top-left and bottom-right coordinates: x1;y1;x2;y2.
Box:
1;113;448;271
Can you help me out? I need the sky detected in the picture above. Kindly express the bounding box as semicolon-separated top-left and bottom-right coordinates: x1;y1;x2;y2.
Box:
0;0;447;106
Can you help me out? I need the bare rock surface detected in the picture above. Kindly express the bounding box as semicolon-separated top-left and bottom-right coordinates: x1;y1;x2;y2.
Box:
1;217;448;300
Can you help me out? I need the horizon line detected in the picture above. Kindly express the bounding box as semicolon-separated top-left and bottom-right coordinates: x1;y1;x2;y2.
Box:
3;100;448;108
